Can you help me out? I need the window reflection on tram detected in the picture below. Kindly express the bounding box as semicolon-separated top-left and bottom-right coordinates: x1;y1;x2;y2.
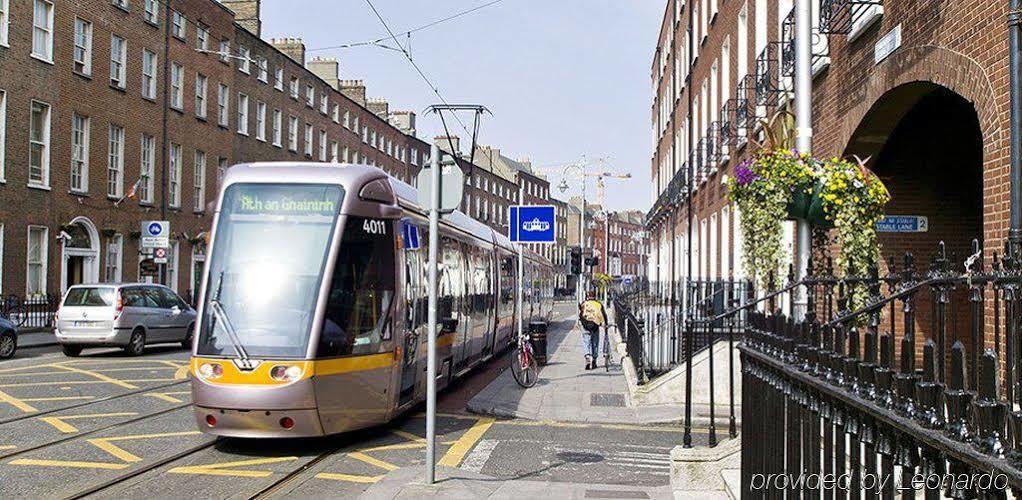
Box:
197;184;343;358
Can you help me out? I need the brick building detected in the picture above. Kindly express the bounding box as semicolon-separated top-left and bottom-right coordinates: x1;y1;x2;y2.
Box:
587;208;648;279
0;0;430;301
648;1;1012;344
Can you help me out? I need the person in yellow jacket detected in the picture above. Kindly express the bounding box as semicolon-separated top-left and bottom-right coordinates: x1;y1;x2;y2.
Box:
578;291;608;370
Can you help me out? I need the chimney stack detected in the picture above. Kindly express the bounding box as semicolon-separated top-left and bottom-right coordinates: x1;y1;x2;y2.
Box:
388;111;417;136
340;80;366;107
271;37;306;66
308;57;339;90
221;0;261;36
367;99;389;119
434;135;461;156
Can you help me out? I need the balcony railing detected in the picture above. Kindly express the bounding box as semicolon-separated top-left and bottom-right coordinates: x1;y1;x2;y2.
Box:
705;125;721;169
819;0;883;35
781;9;796;78
755;44;780;108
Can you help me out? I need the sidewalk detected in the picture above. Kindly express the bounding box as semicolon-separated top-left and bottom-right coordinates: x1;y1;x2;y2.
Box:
16;328;57;348
465;306;686;424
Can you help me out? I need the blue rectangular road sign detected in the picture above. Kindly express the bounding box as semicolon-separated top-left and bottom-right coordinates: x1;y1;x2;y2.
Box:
400;219;420;249
509;205;556;243
876;215;928;233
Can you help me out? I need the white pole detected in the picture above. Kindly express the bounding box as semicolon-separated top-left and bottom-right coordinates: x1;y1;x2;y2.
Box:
425;144;440;484
518;183;525;347
794;0;813;318
579;174;586;303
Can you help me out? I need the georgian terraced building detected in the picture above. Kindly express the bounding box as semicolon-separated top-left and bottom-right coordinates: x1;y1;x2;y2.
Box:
649;0;1014;343
0;0;432;301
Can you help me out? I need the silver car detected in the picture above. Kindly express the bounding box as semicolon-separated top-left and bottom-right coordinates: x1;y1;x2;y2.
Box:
55;284;197;357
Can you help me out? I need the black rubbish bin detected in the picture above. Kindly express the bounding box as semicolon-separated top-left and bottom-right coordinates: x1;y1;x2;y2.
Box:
529;321;548;365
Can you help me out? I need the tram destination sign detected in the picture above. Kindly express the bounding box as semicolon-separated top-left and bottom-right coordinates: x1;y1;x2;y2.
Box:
509;205;556;243
876;215;928;233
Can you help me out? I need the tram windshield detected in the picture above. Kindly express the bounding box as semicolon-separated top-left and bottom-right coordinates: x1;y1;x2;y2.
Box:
197;183;343;358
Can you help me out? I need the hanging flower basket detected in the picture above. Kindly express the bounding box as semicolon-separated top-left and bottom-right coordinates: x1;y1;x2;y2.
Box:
786;181;835;229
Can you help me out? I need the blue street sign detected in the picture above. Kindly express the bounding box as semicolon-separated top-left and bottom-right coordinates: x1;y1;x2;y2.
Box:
876;215;928;233
401;220;421;250
509;205;556;243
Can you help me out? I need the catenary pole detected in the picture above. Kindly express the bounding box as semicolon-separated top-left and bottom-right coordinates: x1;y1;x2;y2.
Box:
518;183;525;352
1010;0;1022;244
682;0;695;449
425;144;441;484
793;0;813;318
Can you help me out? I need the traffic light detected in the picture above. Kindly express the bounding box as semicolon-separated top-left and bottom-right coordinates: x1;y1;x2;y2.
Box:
570;248;582;275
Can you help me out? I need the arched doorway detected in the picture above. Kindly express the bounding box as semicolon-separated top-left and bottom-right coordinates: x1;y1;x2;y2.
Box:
61;217;101;293
843;82;983;344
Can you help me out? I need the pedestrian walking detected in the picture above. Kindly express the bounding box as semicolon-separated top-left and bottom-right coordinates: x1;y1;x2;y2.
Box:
578;291;608;370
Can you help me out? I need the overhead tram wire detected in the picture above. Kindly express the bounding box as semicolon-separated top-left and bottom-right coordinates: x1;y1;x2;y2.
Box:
362;0;474;139
308;0;507;53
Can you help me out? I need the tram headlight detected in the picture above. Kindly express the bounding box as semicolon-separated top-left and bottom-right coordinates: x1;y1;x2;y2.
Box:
198;362;223;380
270;364;303;382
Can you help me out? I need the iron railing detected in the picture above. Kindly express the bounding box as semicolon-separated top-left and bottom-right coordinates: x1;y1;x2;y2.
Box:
740;239;1022;496
1;294;58;330
819;0;883;35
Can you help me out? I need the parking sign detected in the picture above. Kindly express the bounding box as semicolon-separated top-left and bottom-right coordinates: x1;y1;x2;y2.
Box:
509;205;556;243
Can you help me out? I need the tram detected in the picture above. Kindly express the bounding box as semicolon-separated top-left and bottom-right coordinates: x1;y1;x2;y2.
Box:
189;163;554;438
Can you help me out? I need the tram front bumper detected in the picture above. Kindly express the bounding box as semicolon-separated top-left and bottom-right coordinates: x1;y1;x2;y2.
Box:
194;406;324;438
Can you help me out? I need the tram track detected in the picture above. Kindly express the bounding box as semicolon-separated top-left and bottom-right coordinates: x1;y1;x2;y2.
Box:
65;439;219;500
0;378;191;426
246;444;350;499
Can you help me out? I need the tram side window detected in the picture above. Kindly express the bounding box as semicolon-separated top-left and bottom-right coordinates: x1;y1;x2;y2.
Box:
318;216;396;357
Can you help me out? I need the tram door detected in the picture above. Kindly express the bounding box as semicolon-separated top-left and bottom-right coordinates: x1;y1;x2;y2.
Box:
398;226;423;406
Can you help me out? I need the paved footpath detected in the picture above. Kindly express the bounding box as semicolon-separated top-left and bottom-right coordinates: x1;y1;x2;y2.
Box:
465;303;684;424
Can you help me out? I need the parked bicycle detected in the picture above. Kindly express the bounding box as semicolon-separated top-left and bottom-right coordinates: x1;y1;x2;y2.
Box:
510;331;538;388
0;296;25;328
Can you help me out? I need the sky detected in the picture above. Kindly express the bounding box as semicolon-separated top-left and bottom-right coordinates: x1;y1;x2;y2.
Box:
261;0;663;212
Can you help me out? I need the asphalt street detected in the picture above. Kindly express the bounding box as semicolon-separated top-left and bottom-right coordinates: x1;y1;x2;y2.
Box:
0;303;684;499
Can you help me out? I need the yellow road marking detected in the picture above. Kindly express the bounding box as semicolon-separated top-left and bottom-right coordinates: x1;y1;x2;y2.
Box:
174;365;190;380
0;370;72;378
0;388;38;413
169;456;298;478
0;361;69;374
0;445;15;450
38;412;137;434
391;429;425;443
121;378;176;383
0;380;134;388
438;417;495;468
22;396;94;402
360;441;426;453
9;458;128;469
315;472;384;483
49;364;138;389
88;431;201;463
348;452;398;471
144;391;189;404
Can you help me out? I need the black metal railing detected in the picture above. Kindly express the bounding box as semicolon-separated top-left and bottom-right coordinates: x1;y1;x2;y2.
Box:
781;9;796;78
819;0;883;35
1;294;58;330
755;44;779;108
740;239;1022;496
706;124;721;168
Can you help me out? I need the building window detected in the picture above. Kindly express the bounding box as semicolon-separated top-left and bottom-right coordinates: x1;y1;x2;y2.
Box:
32;0;54;62
217;157;227;187
171;10;186;40
272;109;282;147
110;35;127;88
305;85;315;107
71;113;90;193
343;110;350;129
238;45;250;74
287;116;298;151
274;67;284;90
362;126;368;143
304;123;313;156
319;130;327;161
289;77;299;99
330;141;338;163
168;143;181;207
140;134;154;203
143;0;158;24
193;150;206;212
320;95;328;115
170;63;184;109
107;124;124;198
236;93;249;135
142;49;158;99
255;102;266;141
29;100;50;188
73;18;93;75
332;104;340;123
217;84;229;127
194;73;207;118
219;39;230;63
196;24;209;51
257;57;268;83
342;146;349;163
112;0;129;10
105;234;122;282
26;226;47;295
168;241;179;291
0;0;9;46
